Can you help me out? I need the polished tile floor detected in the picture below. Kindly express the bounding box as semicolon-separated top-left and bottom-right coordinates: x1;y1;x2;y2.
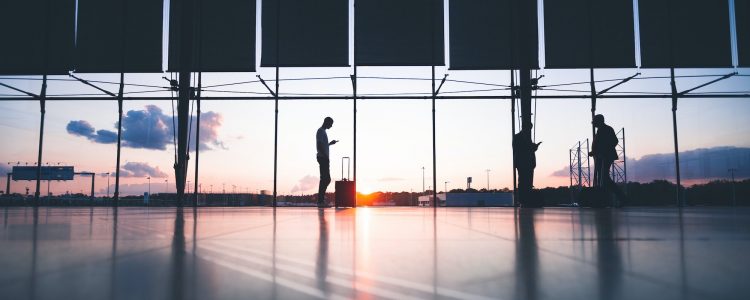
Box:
0;206;749;300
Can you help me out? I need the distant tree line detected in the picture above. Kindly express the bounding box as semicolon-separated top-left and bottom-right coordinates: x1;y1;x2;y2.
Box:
539;179;750;206
1;179;747;207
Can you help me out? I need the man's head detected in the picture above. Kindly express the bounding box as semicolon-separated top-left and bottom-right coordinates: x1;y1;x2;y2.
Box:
592;114;605;128
323;117;334;129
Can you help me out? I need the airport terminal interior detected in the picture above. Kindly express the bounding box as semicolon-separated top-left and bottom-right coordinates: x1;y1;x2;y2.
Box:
1;206;749;300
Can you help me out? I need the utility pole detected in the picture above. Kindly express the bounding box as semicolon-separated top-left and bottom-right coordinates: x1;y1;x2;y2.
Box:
147;176;151;195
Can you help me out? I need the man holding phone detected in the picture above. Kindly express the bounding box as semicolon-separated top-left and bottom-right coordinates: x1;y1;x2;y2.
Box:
316;117;338;208
513;122;542;207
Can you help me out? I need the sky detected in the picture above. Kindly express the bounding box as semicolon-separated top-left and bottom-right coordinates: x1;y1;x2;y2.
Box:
1;0;749;196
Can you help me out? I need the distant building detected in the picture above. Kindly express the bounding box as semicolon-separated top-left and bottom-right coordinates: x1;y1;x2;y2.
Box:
418;192;513;207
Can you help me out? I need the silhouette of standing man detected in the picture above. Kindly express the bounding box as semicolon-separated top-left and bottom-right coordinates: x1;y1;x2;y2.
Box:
513;122;541;207
590;114;625;205
316;117;338;208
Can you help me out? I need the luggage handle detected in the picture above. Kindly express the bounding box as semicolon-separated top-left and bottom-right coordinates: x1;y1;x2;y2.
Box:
341;156;350;181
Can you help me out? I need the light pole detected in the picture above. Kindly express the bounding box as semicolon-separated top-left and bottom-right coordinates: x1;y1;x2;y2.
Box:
147;176;151;195
485;169;491;191
164;179;168;193
444;181;449;194
187;180;191;194
210;184;213;194
422;166;425;193
105;172;111;198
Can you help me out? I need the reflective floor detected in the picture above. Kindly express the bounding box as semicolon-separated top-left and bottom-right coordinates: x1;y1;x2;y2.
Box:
1;207;749;300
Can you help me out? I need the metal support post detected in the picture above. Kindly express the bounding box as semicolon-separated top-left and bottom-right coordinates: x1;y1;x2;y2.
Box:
272;0;281;208
577;142;583;189
590;68;597;140
34;76;47;206
176;0;195;207
352;69;357;184
622;128;628;195
569;149;574;188
586;138;591;186
430;0;437;208
670;67;682;206
90;174;95;204
194;72;201;207
6;173;11;195
114;73;124;206
510;70;517;206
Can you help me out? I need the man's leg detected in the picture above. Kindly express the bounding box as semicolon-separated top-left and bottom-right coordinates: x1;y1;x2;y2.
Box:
601;159;625;203
318;157;331;206
593;158;601;187
601;159;626;204
517;167;532;206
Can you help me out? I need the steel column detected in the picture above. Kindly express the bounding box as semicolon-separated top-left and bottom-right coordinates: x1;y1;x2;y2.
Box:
176;0;196;206
90;174;95;203
114;73;124;206
194;72;201;207
272;0;281;208
431;0;437;208
590;68;597;139
622;128;628;194
510;70;517;206
6;173;11;195
670;68;682;206
33;76;47;206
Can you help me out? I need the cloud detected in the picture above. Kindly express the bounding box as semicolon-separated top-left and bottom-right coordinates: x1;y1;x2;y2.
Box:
66;120;117;144
66;105;225;152
118;162;168;178
291;175;320;193
551;146;750;183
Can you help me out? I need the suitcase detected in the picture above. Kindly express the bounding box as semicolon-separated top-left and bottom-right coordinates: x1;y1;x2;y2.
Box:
578;186;609;208
335;157;356;208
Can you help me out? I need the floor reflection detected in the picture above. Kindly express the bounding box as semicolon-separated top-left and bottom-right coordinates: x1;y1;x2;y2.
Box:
109;207;118;300
515;208;539;300
29;207;38;300
315;209;329;296
170;207;185;300
0;207;748;300
593;209;623;300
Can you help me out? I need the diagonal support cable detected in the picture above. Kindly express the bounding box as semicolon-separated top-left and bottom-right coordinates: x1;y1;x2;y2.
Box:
434;74;449;95
597;72;640;96
679;72;737;96
0;82;38;99
69;73;117;97
256;75;277;97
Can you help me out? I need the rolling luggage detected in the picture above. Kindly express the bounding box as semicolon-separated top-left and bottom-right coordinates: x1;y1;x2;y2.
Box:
335;157;356;208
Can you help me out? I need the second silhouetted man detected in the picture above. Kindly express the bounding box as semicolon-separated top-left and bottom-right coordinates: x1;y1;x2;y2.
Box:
590;114;626;205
